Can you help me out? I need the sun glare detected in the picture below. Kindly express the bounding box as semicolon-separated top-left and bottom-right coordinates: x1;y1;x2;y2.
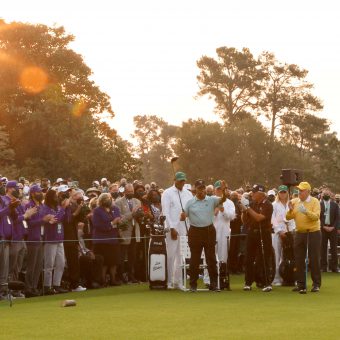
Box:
19;66;49;94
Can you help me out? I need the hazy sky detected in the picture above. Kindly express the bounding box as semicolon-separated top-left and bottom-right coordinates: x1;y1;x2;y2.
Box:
2;0;340;140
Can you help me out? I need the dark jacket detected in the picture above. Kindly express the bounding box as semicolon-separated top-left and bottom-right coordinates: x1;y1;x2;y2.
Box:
320;200;339;228
243;199;273;231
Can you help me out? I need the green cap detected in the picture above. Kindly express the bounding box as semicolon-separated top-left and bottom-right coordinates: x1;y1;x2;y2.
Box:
175;172;187;181
214;180;222;189
278;185;288;192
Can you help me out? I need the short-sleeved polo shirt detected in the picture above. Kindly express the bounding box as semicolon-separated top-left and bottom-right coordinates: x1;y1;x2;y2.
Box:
184;195;221;227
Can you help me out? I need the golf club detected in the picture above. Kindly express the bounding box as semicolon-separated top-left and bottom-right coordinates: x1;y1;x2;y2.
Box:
226;236;231;290
7;281;25;307
305;229;309;293
259;223;269;291
170;157;188;234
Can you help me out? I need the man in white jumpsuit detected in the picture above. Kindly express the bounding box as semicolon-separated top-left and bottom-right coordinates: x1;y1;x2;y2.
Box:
271;185;295;285
213;181;236;263
203;181;235;285
161;172;192;289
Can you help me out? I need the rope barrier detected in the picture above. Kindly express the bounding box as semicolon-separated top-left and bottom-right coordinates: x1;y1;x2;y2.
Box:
1;231;338;244
1;233;249;244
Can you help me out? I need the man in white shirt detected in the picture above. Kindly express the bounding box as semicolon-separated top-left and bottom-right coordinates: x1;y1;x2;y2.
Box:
161;172;192;289
271;185;295;285
213;181;236;263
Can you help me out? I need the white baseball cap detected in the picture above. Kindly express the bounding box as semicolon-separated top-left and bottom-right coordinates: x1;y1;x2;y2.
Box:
57;184;70;193
267;190;276;196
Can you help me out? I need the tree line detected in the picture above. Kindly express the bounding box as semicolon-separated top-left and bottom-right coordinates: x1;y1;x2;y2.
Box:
0;20;141;186
132;47;340;190
1;21;339;190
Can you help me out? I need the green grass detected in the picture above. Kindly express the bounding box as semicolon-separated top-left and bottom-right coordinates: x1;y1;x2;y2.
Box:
1;273;340;340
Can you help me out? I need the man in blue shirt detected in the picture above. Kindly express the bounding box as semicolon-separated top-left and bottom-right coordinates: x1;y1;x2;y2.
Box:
181;179;227;292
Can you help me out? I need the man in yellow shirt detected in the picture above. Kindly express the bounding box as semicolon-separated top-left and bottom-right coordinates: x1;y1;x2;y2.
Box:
286;182;321;294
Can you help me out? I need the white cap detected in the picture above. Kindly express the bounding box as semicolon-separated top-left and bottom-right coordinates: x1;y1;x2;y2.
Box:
56;178;64;183
267;190;276;196
93;180;100;186
57;185;70;193
101;178;107;183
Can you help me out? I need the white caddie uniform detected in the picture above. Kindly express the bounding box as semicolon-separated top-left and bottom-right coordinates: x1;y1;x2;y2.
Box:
271;201;296;284
214;198;236;262
203;198;236;284
161;185;192;288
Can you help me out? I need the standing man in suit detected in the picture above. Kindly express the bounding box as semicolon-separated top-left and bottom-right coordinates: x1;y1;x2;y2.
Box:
115;183;141;283
320;189;339;272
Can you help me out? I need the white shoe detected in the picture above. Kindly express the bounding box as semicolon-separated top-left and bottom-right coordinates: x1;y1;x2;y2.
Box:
167;283;174;289
243;285;252;291
262;285;272;292
12;292;26;298
173;283;184;290
72;286;86;292
273;282;282;287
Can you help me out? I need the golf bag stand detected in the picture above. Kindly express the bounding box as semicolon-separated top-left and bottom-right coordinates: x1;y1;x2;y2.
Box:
219;237;231;290
148;216;168;289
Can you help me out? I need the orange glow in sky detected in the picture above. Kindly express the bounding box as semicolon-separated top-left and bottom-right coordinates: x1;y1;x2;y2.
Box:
2;0;340;140
20;66;48;94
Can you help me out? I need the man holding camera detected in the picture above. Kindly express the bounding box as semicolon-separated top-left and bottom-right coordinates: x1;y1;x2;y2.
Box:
240;184;273;292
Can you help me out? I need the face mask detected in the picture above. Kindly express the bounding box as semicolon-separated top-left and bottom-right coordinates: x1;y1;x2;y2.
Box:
34;193;44;202
137;191;146;197
12;189;20;198
151;196;161;204
111;192;119;199
126;193;134;200
323;195;330;201
103;200;112;208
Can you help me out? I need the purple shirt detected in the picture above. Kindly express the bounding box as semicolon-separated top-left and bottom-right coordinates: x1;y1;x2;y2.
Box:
0;195;12;240
41;205;66;243
25;200;45;243
92;206;120;244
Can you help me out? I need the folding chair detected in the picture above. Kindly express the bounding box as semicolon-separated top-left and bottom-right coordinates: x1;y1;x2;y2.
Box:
179;236;220;291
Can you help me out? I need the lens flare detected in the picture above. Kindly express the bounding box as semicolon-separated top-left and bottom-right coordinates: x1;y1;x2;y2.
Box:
20;66;48;94
72;100;88;117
